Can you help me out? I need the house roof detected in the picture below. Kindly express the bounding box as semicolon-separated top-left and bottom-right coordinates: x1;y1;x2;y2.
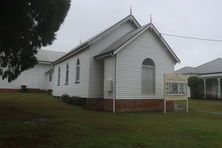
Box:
36;50;66;63
175;66;198;74
95;24;180;63
53;15;141;65
176;58;222;75
197;58;222;74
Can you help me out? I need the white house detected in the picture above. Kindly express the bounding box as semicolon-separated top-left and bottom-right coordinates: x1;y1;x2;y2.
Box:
51;14;180;112
176;58;222;98
0;50;65;91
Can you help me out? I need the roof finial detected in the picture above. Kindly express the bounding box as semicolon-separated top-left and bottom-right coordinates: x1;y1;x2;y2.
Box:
130;6;132;16
79;39;82;44
150;14;153;24
130;6;133;21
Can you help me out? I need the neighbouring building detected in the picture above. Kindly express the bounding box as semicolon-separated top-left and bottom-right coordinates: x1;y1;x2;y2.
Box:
0;50;65;92
176;58;222;98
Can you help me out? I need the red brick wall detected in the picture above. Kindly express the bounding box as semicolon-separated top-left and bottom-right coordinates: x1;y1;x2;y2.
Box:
87;98;174;112
116;99;174;112
0;89;18;92
0;88;47;93
87;98;113;112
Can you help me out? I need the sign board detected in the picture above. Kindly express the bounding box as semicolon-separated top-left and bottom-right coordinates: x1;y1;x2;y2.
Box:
163;73;188;113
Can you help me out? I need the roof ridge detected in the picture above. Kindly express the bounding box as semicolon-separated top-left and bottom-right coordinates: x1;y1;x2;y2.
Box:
54;15;141;64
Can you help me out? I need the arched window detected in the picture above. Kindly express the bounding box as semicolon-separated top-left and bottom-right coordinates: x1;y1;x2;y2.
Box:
57;67;60;86
142;58;155;94
75;59;80;83
65;63;69;85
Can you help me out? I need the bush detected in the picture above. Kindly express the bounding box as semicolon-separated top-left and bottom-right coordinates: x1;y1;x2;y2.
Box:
61;94;87;106
188;76;204;99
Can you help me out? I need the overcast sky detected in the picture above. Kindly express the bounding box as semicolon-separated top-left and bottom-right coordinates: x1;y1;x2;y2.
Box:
43;0;222;70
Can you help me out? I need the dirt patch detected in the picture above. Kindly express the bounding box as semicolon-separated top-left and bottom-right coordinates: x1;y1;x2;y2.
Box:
0;102;46;121
0;136;49;148
24;118;48;125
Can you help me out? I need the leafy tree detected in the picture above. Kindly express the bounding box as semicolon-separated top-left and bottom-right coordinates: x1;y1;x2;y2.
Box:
188;76;204;99
0;0;70;82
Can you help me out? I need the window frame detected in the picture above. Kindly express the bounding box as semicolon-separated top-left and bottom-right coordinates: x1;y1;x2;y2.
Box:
75;58;80;84
57;67;60;86
65;63;69;85
141;58;156;94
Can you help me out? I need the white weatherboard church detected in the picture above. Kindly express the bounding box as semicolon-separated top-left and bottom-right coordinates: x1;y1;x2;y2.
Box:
0;14;180;112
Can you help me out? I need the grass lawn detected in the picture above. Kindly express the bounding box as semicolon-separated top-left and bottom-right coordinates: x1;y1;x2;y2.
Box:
0;93;222;148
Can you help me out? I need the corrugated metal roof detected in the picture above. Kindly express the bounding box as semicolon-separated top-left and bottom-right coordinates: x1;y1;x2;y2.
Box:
175;66;198;74
197;58;222;74
176;58;222;75
53;15;141;65
36;50;66;63
95;24;180;63
95;24;148;58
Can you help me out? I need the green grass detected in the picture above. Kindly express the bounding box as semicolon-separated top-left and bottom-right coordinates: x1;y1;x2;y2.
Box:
1;92;222;148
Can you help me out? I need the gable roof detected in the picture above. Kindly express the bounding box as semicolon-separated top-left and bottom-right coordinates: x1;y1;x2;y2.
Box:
176;58;222;75
53;15;141;65
95;23;180;63
36;50;66;63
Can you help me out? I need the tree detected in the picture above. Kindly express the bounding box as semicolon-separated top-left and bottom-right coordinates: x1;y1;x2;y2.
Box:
0;0;70;82
188;76;204;99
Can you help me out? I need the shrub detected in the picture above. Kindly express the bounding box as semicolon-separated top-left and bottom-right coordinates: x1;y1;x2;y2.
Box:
61;94;87;106
188;76;204;99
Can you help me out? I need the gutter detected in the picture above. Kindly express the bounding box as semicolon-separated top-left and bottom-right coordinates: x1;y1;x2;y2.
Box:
38;61;52;65
94;52;114;60
199;72;222;75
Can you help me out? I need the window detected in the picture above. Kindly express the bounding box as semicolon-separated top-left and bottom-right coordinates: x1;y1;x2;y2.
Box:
75;58;80;83
142;58;155;94
57;67;60;86
49;72;52;82
65;63;69;85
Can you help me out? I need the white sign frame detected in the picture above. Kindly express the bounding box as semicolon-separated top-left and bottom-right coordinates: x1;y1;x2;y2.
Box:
163;73;189;113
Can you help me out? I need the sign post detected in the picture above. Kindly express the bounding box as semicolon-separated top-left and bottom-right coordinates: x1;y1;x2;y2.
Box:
164;73;188;113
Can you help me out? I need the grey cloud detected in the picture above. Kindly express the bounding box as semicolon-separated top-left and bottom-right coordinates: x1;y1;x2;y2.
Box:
43;0;222;70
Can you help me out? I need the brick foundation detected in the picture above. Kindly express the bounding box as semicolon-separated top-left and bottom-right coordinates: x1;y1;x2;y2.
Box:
87;98;113;112
87;98;174;112
0;89;18;92
0;88;47;93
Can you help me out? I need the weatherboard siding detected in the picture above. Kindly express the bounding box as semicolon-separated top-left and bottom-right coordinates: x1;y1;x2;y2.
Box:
103;57;115;99
0;63;50;90
88;21;137;98
116;29;175;99
52;50;90;97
